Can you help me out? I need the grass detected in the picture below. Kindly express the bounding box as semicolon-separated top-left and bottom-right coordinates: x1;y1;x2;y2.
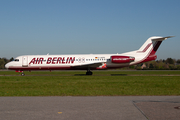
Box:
1;70;180;75
0;70;180;96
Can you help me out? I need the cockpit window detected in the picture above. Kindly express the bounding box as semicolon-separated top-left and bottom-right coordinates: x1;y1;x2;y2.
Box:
14;59;19;62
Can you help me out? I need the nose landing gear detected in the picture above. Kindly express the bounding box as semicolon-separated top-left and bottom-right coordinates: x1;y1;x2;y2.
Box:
15;70;25;76
21;72;25;76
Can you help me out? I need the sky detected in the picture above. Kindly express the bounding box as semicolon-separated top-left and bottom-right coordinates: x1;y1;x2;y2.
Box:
0;0;180;59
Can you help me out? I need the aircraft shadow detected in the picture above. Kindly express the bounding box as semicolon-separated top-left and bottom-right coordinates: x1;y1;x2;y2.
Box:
111;74;127;76
74;74;87;76
74;74;128;76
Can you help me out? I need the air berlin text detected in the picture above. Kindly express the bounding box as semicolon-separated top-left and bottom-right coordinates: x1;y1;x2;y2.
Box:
29;57;75;64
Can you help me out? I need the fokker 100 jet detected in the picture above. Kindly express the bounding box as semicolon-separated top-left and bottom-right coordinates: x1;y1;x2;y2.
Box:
5;36;173;76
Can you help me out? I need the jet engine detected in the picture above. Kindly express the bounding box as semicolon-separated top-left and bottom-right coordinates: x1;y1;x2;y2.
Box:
111;56;135;63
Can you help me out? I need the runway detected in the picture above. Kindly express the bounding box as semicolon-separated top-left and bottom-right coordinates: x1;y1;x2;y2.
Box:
0;96;180;120
1;74;180;76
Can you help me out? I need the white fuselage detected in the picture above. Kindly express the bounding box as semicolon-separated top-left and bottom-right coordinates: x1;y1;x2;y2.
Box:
5;51;142;71
5;36;173;72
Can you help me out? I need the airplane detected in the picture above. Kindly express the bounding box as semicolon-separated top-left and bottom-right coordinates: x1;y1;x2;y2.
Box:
5;36;174;76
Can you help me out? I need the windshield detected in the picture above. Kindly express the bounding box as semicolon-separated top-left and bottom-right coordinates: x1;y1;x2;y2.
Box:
14;59;19;62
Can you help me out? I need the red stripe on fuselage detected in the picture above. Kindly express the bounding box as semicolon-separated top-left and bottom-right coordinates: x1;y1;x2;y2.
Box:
8;66;107;71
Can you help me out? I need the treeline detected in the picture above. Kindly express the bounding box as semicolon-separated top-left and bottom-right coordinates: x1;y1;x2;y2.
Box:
134;58;180;70
0;57;13;69
1;57;180;70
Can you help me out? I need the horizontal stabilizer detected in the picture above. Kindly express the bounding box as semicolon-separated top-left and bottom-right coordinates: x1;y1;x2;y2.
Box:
138;36;174;53
152;36;174;41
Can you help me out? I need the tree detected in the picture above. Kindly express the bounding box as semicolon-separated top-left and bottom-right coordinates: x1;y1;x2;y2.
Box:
177;59;180;64
149;63;154;69
129;65;135;69
0;57;11;69
0;58;6;69
10;57;14;61
166;58;174;64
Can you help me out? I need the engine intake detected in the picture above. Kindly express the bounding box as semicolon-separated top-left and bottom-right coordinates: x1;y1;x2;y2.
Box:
111;56;135;63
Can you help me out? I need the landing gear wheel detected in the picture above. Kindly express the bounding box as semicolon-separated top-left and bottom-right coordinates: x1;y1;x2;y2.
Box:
86;71;93;75
21;73;25;76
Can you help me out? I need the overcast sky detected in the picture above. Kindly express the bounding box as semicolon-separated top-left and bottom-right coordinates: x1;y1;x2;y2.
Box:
0;0;180;59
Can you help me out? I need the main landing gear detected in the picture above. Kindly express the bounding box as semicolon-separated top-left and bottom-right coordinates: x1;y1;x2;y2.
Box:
86;68;93;75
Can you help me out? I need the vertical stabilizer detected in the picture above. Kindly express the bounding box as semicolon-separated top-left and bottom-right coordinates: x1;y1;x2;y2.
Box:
137;36;174;63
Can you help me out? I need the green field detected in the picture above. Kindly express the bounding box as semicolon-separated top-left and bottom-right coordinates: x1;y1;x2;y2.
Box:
0;70;180;96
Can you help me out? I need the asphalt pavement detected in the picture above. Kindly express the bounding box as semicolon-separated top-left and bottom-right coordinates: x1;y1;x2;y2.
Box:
0;96;180;120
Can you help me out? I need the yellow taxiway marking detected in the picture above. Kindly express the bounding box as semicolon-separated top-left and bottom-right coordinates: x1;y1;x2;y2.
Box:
58;112;62;114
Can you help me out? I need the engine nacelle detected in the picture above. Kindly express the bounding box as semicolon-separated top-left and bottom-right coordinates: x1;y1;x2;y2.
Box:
111;56;135;63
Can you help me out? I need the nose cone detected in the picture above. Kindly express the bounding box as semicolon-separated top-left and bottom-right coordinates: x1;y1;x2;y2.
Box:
5;63;10;69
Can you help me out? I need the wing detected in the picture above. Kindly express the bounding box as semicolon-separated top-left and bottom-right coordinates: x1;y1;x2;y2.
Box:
71;62;103;69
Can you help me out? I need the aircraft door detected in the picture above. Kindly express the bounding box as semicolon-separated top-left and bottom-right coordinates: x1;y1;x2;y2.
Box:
22;56;28;67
